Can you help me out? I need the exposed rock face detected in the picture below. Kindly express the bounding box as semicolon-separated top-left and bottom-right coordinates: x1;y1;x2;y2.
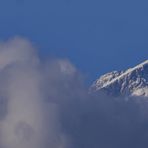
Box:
90;60;148;98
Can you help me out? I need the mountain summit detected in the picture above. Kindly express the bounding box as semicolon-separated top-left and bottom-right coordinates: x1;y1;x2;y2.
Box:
90;60;148;97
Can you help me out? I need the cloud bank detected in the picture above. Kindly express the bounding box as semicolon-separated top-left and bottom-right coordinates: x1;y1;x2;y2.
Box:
0;37;148;148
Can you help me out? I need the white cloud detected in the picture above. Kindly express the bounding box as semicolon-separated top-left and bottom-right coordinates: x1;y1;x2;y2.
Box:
0;37;147;148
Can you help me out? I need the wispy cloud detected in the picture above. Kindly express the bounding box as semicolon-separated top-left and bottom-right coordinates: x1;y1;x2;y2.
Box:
0;37;148;148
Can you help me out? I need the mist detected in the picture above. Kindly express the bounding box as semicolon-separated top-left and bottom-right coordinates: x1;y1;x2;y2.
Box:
0;37;148;148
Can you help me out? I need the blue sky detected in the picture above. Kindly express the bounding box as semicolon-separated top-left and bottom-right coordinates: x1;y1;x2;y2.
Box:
0;0;148;82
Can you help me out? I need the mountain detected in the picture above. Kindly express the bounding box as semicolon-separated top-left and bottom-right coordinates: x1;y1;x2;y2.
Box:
90;60;148;98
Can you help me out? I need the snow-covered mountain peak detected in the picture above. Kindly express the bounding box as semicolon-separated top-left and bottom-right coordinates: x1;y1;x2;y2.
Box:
90;60;148;97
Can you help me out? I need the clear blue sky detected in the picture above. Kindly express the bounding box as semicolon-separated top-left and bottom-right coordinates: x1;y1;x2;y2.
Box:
0;0;148;82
